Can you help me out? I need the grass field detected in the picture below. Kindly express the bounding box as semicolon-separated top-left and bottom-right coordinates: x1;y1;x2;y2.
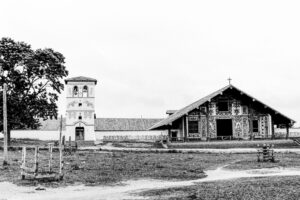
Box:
1;138;300;200
142;176;300;200
0;150;230;187
1;148;300;188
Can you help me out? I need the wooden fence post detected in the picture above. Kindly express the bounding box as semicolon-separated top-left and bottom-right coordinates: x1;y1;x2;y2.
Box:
3;83;8;165
49;144;53;172
34;146;39;177
69;136;72;153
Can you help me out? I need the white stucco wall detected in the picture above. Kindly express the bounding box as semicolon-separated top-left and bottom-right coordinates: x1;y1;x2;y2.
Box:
3;129;298;141
65;125;95;141
0;130;167;142
0;130;63;140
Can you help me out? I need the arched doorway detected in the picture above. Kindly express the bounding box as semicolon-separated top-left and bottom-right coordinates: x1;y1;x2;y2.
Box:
75;127;85;141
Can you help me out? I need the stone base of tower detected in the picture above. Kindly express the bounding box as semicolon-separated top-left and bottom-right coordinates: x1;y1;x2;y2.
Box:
65;125;96;142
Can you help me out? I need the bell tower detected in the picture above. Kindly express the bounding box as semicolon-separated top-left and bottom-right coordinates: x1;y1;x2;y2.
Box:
64;76;97;141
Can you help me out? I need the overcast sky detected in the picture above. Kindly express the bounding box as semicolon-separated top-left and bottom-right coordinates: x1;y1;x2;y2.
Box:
1;0;300;125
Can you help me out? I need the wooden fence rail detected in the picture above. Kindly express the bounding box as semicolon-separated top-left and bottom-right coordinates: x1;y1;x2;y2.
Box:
20;143;64;181
103;135;168;142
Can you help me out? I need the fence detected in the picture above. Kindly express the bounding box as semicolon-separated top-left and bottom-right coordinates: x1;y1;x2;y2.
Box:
275;131;300;138
103;134;168;142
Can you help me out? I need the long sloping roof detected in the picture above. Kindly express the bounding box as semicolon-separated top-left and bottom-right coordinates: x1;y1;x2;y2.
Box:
65;76;97;84
38;118;66;131
95;118;163;131
37;118;162;131
150;84;296;130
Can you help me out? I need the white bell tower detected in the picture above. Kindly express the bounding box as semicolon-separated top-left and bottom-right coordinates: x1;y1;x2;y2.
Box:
64;76;97;141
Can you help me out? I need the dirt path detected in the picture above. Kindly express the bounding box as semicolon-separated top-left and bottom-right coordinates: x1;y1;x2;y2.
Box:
1;166;300;200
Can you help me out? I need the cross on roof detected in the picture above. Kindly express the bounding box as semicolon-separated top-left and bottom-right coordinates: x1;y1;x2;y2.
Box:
228;77;232;85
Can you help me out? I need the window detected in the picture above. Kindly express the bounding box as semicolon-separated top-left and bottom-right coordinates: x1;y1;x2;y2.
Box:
188;121;199;133
82;86;88;97
218;101;229;112
78;113;82;120
73;86;79;97
78;103;82;107
171;131;177;138
242;106;248;114
253;120;259;132
200;107;206;113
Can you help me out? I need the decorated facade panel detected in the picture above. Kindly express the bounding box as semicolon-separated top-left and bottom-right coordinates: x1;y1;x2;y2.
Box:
180;96;273;140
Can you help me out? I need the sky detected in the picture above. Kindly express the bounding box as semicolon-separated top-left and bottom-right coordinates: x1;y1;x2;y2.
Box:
1;0;300;126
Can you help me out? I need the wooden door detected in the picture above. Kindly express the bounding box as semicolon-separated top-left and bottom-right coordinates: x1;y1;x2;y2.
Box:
75;127;85;141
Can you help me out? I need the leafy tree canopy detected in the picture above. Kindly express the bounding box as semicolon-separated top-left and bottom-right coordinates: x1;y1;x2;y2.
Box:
0;37;68;132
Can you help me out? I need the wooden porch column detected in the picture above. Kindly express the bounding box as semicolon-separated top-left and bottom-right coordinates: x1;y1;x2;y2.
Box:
206;102;210;141
167;126;171;141
271;119;275;139
185;115;189;142
198;107;201;139
182;117;185;141
249;104;254;140
286;123;290;140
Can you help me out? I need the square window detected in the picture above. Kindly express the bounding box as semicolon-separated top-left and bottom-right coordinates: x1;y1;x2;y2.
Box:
218;102;229;112
188;121;199;133
79;103;82;107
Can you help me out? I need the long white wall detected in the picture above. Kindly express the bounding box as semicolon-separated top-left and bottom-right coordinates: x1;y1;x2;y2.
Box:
4;129;297;141
0;130;63;141
0;130;167;142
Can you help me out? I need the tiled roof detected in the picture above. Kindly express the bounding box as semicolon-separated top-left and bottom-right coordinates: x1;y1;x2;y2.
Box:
95;118;163;131
150;84;296;130
65;76;97;84
36;118;163;131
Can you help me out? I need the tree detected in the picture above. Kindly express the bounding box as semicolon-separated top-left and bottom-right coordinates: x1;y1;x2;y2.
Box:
0;37;68;144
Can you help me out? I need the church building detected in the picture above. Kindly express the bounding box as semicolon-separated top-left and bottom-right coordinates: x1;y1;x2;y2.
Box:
150;84;295;141
62;76;163;142
8;77;295;142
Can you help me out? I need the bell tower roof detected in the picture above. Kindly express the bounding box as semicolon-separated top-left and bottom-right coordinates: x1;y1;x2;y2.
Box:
65;76;97;84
